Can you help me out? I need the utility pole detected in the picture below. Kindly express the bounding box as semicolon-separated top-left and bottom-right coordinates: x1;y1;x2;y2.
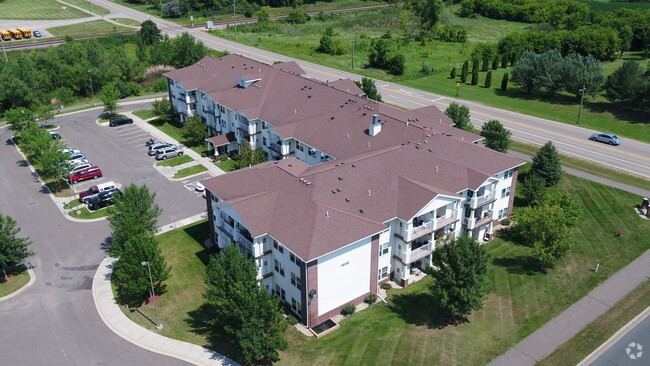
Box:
577;85;586;125
2;41;7;62
351;36;355;70
233;0;237;39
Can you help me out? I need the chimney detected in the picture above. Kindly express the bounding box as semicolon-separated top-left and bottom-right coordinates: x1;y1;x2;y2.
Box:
369;114;381;136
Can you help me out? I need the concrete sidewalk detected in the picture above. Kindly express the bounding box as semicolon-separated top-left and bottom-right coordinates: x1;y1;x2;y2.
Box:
93;257;238;366
489;250;650;365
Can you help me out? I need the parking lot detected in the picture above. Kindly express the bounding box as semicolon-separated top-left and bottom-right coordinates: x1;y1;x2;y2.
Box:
54;101;210;226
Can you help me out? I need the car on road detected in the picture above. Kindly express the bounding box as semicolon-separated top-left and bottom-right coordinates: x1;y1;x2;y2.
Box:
148;142;174;156
70;163;92;175
33;30;41;37
69;166;102;184
87;188;121;211
49;131;61;140
590;133;622;146
109;117;133;127
155;146;183;160
79;181;116;203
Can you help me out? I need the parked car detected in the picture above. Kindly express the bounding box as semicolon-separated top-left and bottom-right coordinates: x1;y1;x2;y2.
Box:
70;163;92;174
61;148;81;156
148;142;174;156
79;181;116;203
33;30;42;37
66;153;86;161
69;166;102;184
49;131;61;140
589;133;622;146
87;188;121;211
109;117;133;127
195;182;205;192
67;158;90;167
155;146;183;160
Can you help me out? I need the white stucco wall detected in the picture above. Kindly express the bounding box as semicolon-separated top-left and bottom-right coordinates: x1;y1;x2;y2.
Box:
317;237;371;315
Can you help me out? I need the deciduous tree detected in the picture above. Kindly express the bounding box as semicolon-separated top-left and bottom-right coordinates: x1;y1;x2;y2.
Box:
480;119;510;153
182;115;208;147
204;244;288;363
517;206;573;269
355;77;383;102
428;235;491;320
604;60;649;104
100;84;120;120
543;191;582;226
0;213;33;281
531;141;563;186
413;0;443;31
520;174;547;207
445;102;471;131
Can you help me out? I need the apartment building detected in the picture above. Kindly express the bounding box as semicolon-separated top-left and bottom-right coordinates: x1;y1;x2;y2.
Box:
165;55;524;331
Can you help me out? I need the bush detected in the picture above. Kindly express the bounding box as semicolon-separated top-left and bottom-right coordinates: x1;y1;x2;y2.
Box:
341;304;356;315
380;282;392;290
219;154;228;162
450;67;456;78
421;63;433;76
285;9;309;24
364;292;378;304
388;54;406;75
152;77;168;92
286;315;299;325
501;73;509;91
501;218;511;226
161;0;182;18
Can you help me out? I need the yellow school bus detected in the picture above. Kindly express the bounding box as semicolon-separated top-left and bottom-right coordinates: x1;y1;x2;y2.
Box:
7;29;23;40
0;29;11;41
17;27;31;38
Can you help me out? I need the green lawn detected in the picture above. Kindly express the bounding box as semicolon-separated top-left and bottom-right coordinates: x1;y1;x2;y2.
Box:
147;117;209;157
156;154;194;167
64;198;83;209
67;206;110;219
47;20;134;37
0;266;30;298
209;6;649;143
539;280;650;366
132;109;156;120
110;17;141;26
0;0;90;19
215;158;237;172
111;169;650;365
173;164;208;179
62;0;111;15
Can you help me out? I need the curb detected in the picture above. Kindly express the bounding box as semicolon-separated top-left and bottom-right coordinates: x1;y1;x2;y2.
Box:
92;257;237;366
578;305;650;365
0;266;36;303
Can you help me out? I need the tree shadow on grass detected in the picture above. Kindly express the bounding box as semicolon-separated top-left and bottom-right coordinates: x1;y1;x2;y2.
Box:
185;302;239;361
492;256;538;276
389;288;450;329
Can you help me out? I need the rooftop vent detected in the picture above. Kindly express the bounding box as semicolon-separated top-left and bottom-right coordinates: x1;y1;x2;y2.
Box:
359;209;364;214
369;114;381;137
345;198;350;202
338;177;343;180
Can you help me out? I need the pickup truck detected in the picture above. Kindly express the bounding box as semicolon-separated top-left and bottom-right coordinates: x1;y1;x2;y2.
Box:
79;181;116;203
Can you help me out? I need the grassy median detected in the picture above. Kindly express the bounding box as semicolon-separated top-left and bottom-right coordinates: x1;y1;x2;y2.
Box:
0;266;30;298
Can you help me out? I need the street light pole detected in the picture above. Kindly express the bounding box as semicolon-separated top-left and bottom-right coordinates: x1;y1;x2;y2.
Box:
577;85;586;125
141;261;163;330
351;36;355;70
233;0;237;39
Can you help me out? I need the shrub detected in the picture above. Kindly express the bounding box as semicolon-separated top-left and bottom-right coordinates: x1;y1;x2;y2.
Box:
484;71;492;88
492;57;498;70
501;218;511;226
388;54;406;75
219;154;228;162
365;292;378;304
341;304;356;316
286;315;299;325
380;282;392;290
450;67;456;78
471;68;479;85
501;73;509;91
161;0;181;18
421;63;433;75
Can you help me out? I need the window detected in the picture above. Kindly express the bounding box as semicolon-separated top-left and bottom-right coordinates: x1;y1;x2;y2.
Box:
274;259;284;276
291;272;301;290
263;137;267;145
275;284;281;296
273;240;278;249
278;245;284;254
379;243;389;256
498;208;508;219
501;187;511;198
308;148;316;157
292;298;302;315
378;266;388;280
289;253;302;266
280;288;286;301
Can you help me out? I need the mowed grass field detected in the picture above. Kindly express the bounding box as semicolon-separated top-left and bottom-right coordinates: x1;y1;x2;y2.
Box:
210;5;649;143
63;0;110;16
115;169;650;365
0;0;90;19
47;19;134;37
0;266;30;298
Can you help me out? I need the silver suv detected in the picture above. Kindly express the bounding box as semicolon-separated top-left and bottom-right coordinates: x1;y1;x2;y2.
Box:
148;142;174;156
155;146;183;160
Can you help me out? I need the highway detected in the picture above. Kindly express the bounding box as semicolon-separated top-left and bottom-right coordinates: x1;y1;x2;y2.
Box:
88;0;650;179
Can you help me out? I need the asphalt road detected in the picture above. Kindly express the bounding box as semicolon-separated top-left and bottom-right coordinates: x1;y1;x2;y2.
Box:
590;314;650;366
83;0;650;180
0;101;206;365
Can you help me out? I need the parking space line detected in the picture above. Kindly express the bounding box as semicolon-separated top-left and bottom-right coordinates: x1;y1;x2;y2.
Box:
114;129;144;137
123;134;150;141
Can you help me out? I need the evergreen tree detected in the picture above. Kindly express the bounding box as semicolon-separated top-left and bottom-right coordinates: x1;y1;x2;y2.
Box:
461;60;469;83
471;58;479;73
450;67;457;79
112;232;171;307
182;115;208;147
204;244;288;363
604;60;649;104
492;57;498;70
481;55;489;71
520;174;547;207
480;119;510;153
501;72;509;91
0;213;33;281
444;102;472;131
484;71;492;88
108;184;163;257
471;68;479;85
138;20;162;45
428;235;491;320
501;54;508;68
530;141;563;187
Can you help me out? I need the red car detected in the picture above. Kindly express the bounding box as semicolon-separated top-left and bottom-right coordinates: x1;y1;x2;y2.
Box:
69;166;102;184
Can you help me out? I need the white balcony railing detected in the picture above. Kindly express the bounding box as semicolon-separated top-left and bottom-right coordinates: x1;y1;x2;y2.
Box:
409;241;434;263
407;220;434;241
221;219;234;236
469;190;496;208
463;213;492;230
236;232;254;253
433;210;458;230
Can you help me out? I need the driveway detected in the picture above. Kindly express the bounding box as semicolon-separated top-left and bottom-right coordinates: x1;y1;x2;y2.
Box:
0;101;206;365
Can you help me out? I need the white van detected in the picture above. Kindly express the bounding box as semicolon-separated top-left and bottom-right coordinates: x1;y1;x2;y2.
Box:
78;181;117;203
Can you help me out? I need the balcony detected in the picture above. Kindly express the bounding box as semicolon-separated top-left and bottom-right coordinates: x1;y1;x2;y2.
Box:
220;218;234;236
468;190;496;208
407;220;434;241
236;232;254;253
463;213;492;230
433;210;459;230
409;241;434;263
268;141;283;154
